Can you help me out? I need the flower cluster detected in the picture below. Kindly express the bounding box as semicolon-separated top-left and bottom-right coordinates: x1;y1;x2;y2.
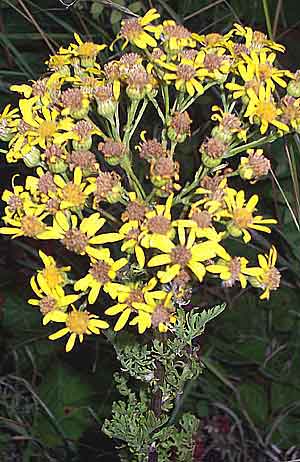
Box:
0;11;288;351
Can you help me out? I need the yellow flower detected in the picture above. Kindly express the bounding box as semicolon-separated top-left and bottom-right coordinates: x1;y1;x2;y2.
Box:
244;86;289;134
37;250;71;294
117;220;145;268
237;50;291;91
116;8;161;50
195;176;228;216
224;188;277;243
53;167;95;210
38;211;122;259
230;23;285;53
14;99;74;150
2;180;35;219
0;207;48;239
105;278;168;333
43;307;109;352
162;57;207;96
161;20;199;53
252;246;281;299
129;291;176;334
0;104;19;141
140;194;175;247
28;274;79;315
69;33;106;61
147;227;229;283
74;249;127;304
206;255;261;288
173;207;224;242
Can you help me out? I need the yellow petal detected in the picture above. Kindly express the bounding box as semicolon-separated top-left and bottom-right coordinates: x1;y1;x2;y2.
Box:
66;333;77;352
114;308;131;331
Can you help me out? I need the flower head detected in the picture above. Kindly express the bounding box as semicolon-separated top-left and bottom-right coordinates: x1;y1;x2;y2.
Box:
43;307;109;352
224;188;277;243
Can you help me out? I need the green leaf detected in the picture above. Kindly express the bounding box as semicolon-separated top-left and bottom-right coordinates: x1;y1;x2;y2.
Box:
32;362;95;447
129;1;144;13
110;10;122;25
239;382;268;427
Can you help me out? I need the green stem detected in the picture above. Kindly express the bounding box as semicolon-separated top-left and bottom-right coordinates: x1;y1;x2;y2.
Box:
121;156;146;200
126;99;148;146
262;0;273;39
180;82;217;112
162;85;170;118
225;134;278;158
149;95;165;124
123;99;140;146
114;102;120;139
173;166;208;205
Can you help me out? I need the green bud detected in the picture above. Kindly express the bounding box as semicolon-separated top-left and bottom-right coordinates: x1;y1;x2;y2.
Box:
126;86;146;100
107;186;125;204
167;126;187;143
239;164;254;180
48;159;68;174
201;152;222;168
70;105;90;120
72;136;92;151
226;221;243;238
97;100;117;120
23;147;41;168
211;126;233;144
287;80;300;98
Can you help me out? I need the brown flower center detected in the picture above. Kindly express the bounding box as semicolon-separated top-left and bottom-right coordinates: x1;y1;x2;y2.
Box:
263;267;281;291
73;120;93;138
139;139;165;160
233;208;253;228
191;210;212;228
124;201;147;222
170;111;192;135
21;216;45;237
201;137;227;158
89;261;111;284
68;150;98;172
171;246;191;266
61;88;83;110
121;18;143;41
177;64;195;81
62;229;89;254
204;53;223;71
147;216;171;235
38;172;56;194
39;295;57;315
7;194;23;211
151;304;171;328
66;311;90;334
126;288;144;307
98;139;126;160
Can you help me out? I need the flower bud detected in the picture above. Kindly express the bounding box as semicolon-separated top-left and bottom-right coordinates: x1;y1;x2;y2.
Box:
287;80;300;98
72;136;93;151
226;221;243;238
23;147;41;168
211;125;233;144
48;159;68;174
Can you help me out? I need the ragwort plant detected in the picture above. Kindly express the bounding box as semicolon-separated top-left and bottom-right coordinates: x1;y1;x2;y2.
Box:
0;10;295;460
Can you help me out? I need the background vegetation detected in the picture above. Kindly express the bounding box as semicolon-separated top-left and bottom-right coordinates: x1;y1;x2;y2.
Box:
1;1;300;460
